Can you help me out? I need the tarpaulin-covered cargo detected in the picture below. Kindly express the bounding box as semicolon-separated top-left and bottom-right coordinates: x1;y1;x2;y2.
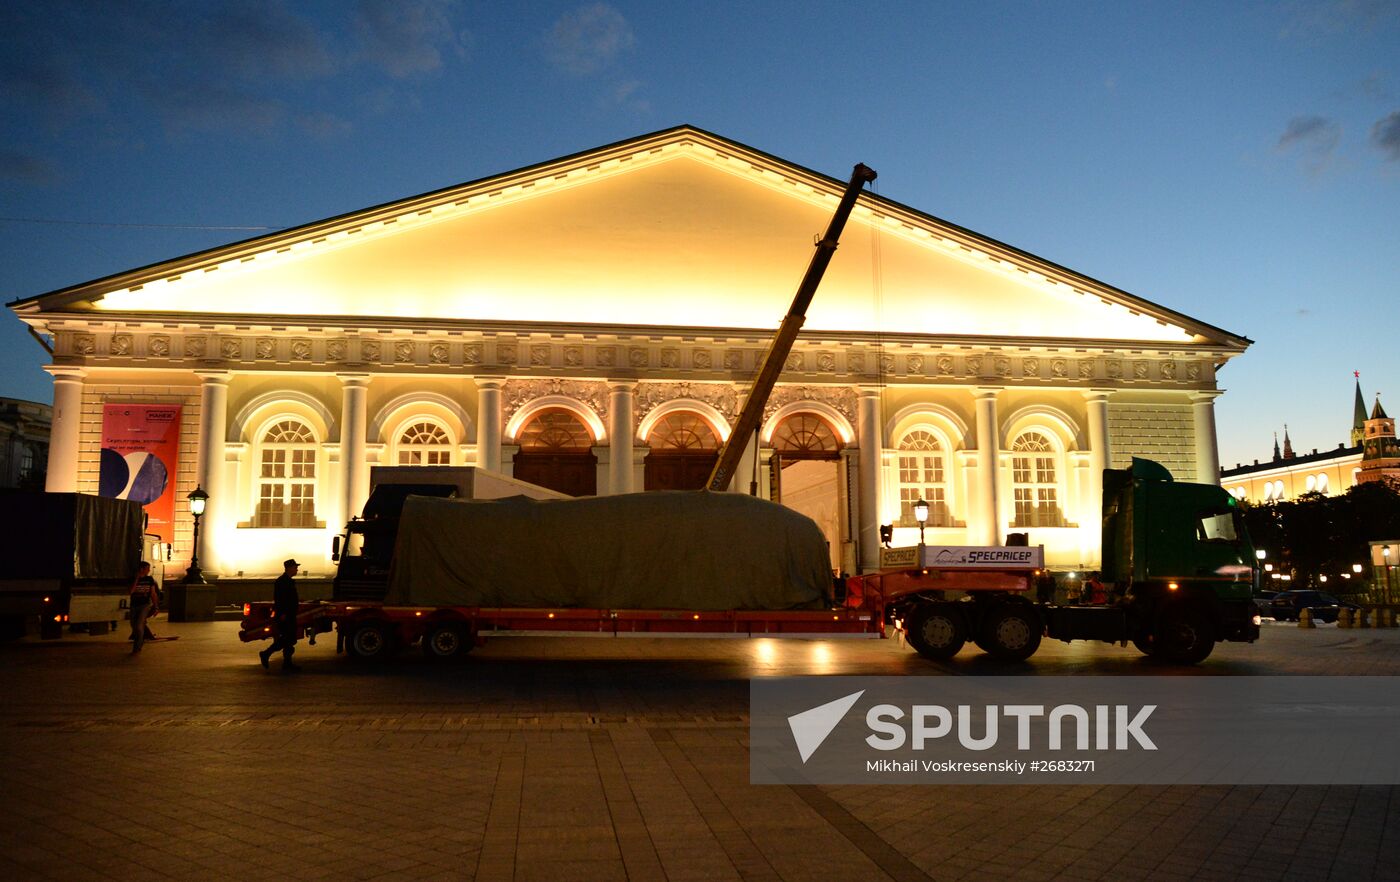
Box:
385;491;832;611
0;491;144;580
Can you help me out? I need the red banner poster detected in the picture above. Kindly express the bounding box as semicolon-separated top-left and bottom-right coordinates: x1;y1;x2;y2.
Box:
99;404;182;542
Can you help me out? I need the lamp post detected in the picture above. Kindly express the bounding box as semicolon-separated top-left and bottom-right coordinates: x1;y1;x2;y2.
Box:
913;499;929;566
184;485;209;585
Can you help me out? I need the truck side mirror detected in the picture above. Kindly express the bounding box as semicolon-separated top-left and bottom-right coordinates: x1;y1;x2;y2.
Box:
331;535;341;562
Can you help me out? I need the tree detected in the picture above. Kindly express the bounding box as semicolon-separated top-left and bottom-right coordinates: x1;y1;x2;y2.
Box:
1240;482;1400;592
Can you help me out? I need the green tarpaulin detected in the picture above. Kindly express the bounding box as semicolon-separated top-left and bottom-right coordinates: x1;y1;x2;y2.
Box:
385;491;832;611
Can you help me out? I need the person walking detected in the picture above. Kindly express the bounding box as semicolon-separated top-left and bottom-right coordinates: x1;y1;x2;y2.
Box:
258;559;302;672
128;561;158;653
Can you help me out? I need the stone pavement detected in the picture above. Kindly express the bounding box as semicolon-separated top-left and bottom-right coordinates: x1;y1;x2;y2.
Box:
0;619;1397;881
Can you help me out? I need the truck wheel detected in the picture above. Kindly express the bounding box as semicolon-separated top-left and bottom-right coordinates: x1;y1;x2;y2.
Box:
1154;611;1214;664
346;621;393;661
422;622;471;661
982;605;1042;661
906;606;965;660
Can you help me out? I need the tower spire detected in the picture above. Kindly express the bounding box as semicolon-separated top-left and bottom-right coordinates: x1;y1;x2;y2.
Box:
1352;371;1368;447
1283;424;1295;459
1272;431;1281;462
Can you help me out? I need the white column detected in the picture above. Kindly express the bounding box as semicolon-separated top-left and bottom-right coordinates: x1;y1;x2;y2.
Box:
339;374;371;524
44;367;85;492
474;378;503;472
1084;388;1112;512
194;371;230;572
607;380;636;495
1191;391;1222;484
856;386;882;572
974;388;1001;546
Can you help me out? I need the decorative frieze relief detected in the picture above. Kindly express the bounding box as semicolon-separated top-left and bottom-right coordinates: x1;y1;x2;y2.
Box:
907;354;924;374
1186;362;1202;381
936;355;954;376
361;339;381;362
502;378;608;424
74;334;96;355
394;341;415;363
816;352;836;372
185;336;207;358
291;339;313;361
150;336;170;357
692;349;712;370
784;352;803;371
256;338;275;359
220;338;242;360
628;347;648;368
1022;357;1039;376
763;385;857;426
430;343;451;365
563;345;582;367
111;333;132;356
1051;358;1068;378
529;344;550;367
660;348;680;368
635;382;740;421
723;349;743;370
1160;360;1176;381
326;339;347;362
464;342;483;365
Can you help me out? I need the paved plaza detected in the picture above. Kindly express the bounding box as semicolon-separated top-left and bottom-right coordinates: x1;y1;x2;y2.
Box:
2;619;1398;881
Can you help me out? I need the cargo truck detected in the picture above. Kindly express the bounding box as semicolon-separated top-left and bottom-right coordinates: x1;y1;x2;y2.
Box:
239;458;1257;665
0;491;146;640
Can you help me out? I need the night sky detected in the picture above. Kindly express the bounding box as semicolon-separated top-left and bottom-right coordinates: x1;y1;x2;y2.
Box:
2;1;1396;468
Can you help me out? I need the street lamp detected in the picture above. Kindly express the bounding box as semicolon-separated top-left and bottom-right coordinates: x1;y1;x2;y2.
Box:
913;499;929;563
184;485;209;585
1255;549;1266;561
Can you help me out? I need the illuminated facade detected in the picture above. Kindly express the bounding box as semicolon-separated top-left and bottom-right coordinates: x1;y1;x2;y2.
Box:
9;126;1249;577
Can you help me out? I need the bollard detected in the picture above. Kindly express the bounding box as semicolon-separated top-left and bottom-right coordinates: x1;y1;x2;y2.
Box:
1299;607;1315;629
1338;607;1352;628
1357;608;1370;629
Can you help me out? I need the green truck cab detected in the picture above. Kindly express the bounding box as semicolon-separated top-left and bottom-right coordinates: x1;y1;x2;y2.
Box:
1090;457;1259;662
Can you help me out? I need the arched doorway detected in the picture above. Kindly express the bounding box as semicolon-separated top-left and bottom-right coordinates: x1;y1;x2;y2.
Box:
511;408;597;497
644;411;720;491
770;413;844;571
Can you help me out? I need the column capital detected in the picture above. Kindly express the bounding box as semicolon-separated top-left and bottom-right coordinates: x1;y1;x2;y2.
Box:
605;379;639;391
1188;390;1223;403
1082;388;1114;403
44;365;86;382
973;386;1003;401
856;384;882;399
474;375;507;391
337;372;372;388
194;370;232;386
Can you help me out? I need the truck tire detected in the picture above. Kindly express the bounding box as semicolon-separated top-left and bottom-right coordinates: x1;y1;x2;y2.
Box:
346;620;393;662
1154;610;1214;664
906;605;966;660
422;622;471;662
981;605;1042;662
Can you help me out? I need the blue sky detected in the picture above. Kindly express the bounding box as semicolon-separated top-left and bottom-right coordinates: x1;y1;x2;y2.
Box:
2;0;1396;469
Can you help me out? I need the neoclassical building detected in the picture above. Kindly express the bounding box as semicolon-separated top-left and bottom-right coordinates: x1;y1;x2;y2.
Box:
9;126;1249;578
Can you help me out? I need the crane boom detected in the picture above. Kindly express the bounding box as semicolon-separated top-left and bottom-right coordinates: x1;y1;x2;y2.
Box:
706;162;877;492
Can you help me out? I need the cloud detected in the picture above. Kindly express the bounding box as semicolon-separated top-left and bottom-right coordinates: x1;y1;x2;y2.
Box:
0;150;59;184
605;80;649;113
544;4;635;75
354;0;469;78
1277;115;1341;172
0;0;469;144
1373;111;1400;160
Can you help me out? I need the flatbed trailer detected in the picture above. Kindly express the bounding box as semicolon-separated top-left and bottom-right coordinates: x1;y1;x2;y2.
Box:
239;589;890;660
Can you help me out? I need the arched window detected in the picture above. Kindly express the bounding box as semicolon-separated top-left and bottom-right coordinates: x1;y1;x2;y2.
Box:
517;408;593;451
256;419;317;528
1011;431;1063;528
648;412;720;450
897;430;950;527
771;413;842;455
397;421;452;466
1316;473;1329;494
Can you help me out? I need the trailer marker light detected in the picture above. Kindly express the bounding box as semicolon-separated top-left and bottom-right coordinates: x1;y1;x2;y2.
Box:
53;615;62;622
547;612;555;618
42;596;51;603
243;604;251;617
1167;582;1179;592
833;615;839;620
414;611;422;617
693;614;700;620
1253;614;1262;626
263;627;271;632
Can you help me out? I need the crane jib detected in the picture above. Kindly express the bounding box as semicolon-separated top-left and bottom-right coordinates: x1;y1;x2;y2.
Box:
706;162;877;493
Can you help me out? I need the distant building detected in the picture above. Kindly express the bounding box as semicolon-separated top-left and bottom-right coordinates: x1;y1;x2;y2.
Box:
1221;379;1397;501
0;398;51;490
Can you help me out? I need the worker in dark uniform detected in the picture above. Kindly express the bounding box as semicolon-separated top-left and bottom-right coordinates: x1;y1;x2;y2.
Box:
259;559;301;672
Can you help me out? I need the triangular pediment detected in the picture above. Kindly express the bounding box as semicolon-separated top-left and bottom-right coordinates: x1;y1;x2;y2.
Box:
14;126;1245;349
